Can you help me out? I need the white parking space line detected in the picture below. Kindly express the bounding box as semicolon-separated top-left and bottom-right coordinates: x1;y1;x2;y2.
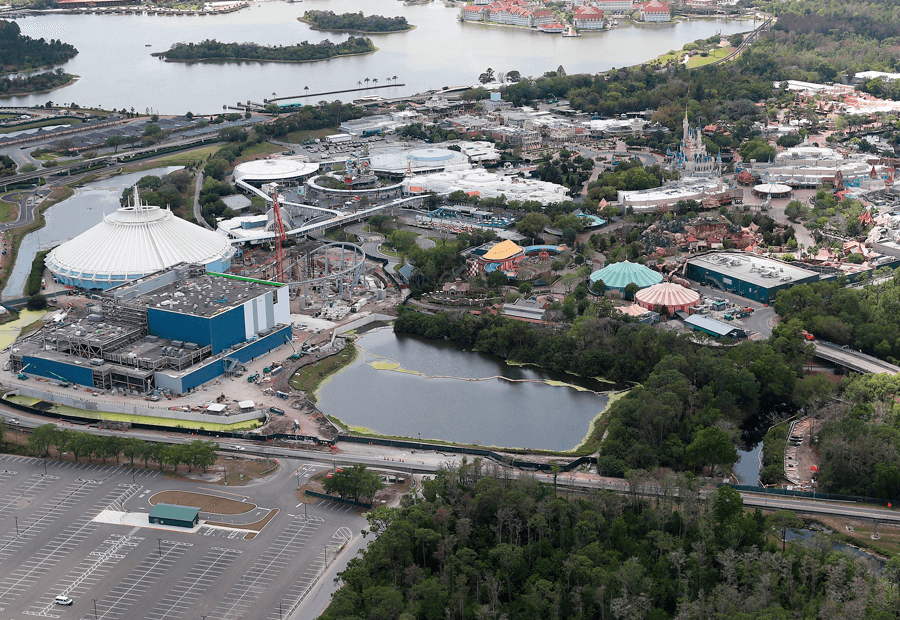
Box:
144;547;242;620
0;483;140;607
265;525;352;620
24;533;143;617
86;541;192;620
208;517;321;620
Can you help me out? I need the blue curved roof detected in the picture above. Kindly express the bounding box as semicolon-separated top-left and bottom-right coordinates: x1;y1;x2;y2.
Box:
524;245;563;255
589;261;662;290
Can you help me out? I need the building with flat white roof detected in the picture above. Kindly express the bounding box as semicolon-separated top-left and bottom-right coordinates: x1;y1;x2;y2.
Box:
618;178;736;212
233;158;319;185
403;169;569;205
685;252;820;303
369;146;472;175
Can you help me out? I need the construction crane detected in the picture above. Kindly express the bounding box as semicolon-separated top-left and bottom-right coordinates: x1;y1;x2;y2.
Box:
270;186;287;283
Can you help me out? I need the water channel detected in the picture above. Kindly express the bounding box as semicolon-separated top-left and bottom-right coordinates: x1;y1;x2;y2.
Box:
8;2;751;113
316;328;611;451
1;166;181;299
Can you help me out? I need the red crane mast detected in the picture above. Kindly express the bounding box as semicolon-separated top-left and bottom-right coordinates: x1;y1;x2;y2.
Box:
270;187;287;283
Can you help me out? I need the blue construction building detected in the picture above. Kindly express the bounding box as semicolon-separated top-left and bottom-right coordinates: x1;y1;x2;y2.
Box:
10;264;292;395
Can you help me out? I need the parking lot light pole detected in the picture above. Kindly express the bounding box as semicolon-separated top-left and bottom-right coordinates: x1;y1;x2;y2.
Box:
14;515;18;536
93;598;98;619
157;538;162;558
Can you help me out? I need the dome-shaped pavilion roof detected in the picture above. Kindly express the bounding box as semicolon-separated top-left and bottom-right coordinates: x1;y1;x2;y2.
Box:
590;260;662;290
635;282;700;309
46;197;235;289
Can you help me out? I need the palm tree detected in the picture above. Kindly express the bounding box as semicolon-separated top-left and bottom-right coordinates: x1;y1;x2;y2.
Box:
357;80;362;87
392;75;398;84
304;85;309;96
364;77;370;87
372;78;378;86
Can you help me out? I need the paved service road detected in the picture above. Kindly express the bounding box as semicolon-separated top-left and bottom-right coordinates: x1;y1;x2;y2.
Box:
0;452;366;619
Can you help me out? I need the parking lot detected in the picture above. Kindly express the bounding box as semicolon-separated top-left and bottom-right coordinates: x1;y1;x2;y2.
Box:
0;453;364;619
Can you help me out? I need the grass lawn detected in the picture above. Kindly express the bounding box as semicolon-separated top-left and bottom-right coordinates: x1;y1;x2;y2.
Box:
132;144;221;169
282;128;336;145
288;344;357;403
236;142;284;160
0;198;13;223
648;49;682;65
0;118;82;135
686;46;734;68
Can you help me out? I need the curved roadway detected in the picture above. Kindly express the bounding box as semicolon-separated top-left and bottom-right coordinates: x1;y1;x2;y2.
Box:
2;408;898;525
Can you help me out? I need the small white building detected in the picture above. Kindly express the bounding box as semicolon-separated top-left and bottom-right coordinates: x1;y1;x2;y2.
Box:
325;133;353;144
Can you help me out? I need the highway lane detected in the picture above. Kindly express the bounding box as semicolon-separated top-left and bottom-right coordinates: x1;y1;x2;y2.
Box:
2;405;896;526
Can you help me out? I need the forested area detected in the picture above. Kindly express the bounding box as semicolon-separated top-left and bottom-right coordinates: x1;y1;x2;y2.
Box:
27;424;218;471
321;465;896;620
161;37;375;63
814;373;900;499
395;309;814;468
257;102;367;135
0;20;77;71
302;10;412;32
772;273;900;363
0;68;74;96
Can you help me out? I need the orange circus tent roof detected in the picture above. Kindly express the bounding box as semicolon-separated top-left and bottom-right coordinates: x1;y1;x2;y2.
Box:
483;239;524;261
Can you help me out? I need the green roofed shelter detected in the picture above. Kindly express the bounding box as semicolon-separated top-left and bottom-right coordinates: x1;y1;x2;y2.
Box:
149;503;201;528
589;260;662;291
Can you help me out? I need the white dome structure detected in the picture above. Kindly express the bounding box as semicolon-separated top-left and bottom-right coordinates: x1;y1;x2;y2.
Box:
46;196;236;290
233;158;319;184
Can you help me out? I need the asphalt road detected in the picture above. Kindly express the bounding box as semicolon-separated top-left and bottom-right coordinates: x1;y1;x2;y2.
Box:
0;450;366;620
2;409;896;529
0;187;54;232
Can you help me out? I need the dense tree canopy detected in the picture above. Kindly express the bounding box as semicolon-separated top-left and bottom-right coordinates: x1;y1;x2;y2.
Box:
321;463;893;619
0;20;77;71
302;10;412;33
161;37;375;63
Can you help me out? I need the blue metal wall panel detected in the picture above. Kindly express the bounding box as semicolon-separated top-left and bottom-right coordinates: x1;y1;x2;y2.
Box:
231;326;292;363
179;359;226;393
23;355;94;387
210;306;247;354
148;308;213;348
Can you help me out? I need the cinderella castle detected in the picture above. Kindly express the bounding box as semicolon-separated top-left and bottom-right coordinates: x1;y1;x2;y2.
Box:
666;111;722;178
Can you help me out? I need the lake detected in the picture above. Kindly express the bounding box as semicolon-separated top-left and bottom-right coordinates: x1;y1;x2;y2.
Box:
7;1;751;113
316;328;611;451
1;166;181;299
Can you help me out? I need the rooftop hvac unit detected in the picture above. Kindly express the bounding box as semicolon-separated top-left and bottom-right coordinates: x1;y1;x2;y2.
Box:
171;341;183;347
90;358;103;366
146;335;159;342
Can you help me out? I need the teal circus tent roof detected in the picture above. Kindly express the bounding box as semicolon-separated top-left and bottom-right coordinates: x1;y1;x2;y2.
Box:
589;260;662;290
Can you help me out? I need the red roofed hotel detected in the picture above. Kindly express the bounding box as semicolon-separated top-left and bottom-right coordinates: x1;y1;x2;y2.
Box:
639;0;670;21
574;5;605;28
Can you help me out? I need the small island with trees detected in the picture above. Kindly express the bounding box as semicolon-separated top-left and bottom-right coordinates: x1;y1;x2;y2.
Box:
157;37;376;64
0;20;78;96
1;20;77;73
299;10;413;34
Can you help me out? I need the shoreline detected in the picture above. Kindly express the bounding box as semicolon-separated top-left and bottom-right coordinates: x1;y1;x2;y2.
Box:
0;75;79;99
156;49;377;65
319;330;630;455
297;16;416;35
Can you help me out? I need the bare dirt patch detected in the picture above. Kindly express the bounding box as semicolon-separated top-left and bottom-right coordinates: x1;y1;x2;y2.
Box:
149;490;255;515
